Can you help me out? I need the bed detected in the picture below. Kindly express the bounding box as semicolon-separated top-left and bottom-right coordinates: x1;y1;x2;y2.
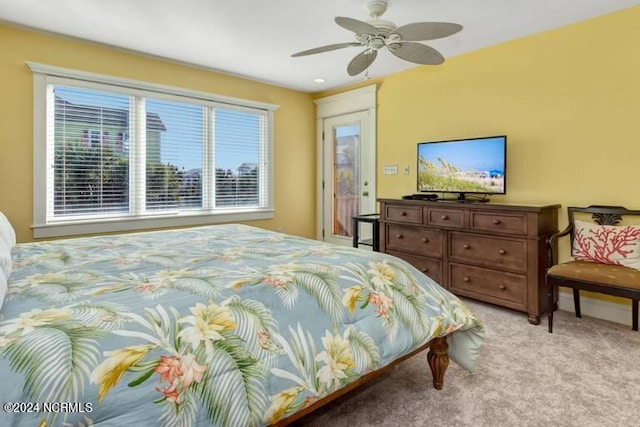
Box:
0;219;484;426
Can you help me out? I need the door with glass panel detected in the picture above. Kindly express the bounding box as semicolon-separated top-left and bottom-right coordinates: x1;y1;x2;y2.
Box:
322;111;375;246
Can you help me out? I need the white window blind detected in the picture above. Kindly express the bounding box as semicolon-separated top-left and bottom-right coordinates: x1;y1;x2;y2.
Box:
31;63;277;237
144;98;204;212
51;86;132;218
214;108;267;208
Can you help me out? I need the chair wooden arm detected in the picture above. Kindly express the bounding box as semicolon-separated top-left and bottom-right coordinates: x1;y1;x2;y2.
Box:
546;223;573;269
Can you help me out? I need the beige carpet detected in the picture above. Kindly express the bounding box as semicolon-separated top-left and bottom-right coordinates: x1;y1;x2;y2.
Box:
293;299;640;427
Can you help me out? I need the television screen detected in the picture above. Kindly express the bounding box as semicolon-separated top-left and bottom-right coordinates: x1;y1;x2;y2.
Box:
417;135;506;196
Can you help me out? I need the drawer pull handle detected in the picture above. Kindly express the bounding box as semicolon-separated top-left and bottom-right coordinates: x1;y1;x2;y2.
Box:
463;277;470;282
493;219;501;225
499;285;506;290
422;237;429;243
421;267;429;273
499;249;506;255
441;215;449;220
396;234;403;239
463;244;470;250
401;212;407;216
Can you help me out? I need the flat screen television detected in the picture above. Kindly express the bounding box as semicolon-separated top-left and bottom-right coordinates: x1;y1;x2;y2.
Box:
417;135;506;201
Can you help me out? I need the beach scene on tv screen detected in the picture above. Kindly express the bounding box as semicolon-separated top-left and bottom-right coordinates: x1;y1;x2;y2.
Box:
418;137;505;193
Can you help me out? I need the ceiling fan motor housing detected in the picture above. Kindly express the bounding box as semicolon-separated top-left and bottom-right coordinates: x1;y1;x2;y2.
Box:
366;19;396;36
366;0;389;18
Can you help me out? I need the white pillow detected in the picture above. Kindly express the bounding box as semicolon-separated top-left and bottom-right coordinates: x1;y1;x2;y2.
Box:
0;212;15;279
0;212;16;248
0;269;6;312
0;246;10;276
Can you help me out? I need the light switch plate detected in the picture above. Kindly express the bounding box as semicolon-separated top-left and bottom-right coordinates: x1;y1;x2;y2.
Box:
383;164;398;175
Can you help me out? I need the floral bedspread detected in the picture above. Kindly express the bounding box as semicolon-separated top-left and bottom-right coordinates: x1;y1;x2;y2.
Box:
0;224;483;426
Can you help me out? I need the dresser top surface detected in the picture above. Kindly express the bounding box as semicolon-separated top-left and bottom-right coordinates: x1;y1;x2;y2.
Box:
378;199;561;212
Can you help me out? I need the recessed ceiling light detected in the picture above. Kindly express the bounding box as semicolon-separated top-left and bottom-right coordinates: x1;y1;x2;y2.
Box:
313;78;325;83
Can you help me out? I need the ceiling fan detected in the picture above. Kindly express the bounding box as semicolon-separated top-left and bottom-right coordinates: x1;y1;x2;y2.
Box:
291;0;462;76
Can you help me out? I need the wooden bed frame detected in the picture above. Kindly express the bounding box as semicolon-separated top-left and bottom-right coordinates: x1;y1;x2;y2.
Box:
271;336;449;426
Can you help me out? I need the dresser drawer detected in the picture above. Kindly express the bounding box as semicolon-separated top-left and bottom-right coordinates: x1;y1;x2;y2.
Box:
449;232;527;272
426;207;465;229
386;225;442;257
387;251;442;285
470;211;528;236
449;263;526;306
385;205;423;224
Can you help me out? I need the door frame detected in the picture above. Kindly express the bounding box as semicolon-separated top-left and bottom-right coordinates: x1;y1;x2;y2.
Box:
314;84;377;241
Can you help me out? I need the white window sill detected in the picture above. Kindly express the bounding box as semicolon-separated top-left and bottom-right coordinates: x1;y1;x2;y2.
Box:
32;209;275;239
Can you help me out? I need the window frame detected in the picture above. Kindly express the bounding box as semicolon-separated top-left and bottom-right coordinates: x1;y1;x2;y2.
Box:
29;62;277;238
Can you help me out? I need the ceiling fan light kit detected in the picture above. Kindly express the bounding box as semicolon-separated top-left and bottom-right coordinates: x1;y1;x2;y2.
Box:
292;0;462;76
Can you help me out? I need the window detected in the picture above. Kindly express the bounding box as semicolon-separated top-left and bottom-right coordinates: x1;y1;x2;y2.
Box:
88;129;102;147
30;63;277;238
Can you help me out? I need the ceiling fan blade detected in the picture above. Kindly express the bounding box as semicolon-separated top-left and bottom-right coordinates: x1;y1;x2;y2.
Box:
347;49;378;76
392;22;463;41
292;42;362;57
388;42;445;65
335;16;378;35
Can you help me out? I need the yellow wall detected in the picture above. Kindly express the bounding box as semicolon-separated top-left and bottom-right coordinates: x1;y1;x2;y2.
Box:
0;24;317;242
315;6;640;304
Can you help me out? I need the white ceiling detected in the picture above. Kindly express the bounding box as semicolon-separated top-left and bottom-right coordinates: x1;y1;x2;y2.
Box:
1;0;639;93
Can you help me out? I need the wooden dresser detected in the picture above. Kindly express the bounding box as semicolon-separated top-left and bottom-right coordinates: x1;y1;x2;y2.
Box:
379;199;560;324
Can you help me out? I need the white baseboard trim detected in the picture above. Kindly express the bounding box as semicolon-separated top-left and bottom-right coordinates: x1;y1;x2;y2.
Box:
557;291;634;327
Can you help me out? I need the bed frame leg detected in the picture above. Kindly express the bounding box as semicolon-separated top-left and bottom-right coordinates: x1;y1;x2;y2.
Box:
427;336;449;390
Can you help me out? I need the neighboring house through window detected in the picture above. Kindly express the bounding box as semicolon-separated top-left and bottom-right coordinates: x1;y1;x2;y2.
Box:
30;63;277;238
